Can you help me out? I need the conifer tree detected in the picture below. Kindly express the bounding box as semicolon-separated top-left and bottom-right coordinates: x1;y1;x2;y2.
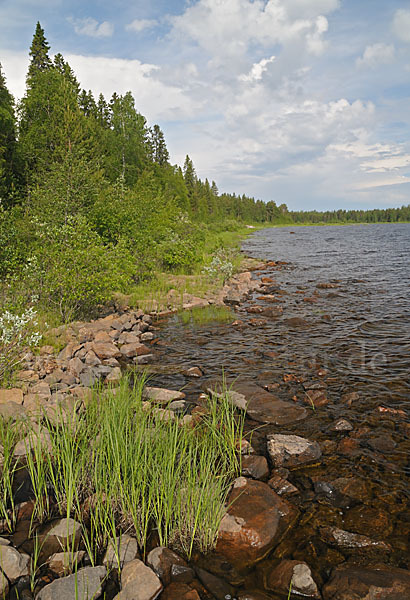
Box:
27;21;52;85
151;124;169;166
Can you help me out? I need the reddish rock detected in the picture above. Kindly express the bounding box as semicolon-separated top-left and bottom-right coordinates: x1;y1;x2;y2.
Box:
215;477;298;568
322;564;410;600
147;547;187;587
337;437;360;456
264;560;320;598
304;389;329;408
241;455;269;480
283;317;309;328
161;583;200;600
121;342;150;358
343;505;393;538
92;341;121;360
0;388;23;405
341;391;359;405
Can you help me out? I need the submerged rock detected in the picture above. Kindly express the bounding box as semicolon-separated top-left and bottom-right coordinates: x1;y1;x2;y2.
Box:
206;381;307;425
322;564;410;600
267;434;322;469
215;477;298;569
241;455;269;480
319;526;391;552
264;560;320;599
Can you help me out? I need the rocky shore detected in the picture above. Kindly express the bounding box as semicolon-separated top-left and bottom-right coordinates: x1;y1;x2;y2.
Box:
0;260;409;600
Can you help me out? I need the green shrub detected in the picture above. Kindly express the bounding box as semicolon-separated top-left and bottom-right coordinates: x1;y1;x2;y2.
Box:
24;216;135;321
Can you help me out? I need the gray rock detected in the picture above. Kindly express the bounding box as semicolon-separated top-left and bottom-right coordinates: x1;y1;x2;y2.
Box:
0;545;30;582
134;354;154;365
37;566;106;600
320;526;391;551
47;550;85;576
0;570;8;598
143;387;185;405
331;418;353;432
39;518;82;560
115;559;162;600
103;535;139;569
267;434;322;468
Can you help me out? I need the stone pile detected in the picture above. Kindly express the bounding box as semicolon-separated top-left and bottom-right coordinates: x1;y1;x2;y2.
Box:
0;310;155;425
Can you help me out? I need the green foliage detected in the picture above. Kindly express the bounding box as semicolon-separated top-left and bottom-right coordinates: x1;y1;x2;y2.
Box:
3;375;244;561
22;216;135;321
0;306;41;384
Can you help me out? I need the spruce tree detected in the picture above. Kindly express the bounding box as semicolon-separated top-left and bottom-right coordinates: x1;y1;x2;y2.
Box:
151;124;169;166
27;22;52;85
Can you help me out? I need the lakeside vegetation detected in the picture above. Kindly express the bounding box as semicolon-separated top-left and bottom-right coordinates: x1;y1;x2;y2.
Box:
0;22;409;345
0;374;244;559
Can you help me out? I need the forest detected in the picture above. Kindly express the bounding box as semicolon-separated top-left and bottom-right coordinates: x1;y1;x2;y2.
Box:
1;23;409;324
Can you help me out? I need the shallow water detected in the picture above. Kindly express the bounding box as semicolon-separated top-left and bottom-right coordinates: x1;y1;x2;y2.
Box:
149;223;410;584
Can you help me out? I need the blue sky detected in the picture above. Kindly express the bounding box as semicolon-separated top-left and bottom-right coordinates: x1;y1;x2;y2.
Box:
1;0;409;211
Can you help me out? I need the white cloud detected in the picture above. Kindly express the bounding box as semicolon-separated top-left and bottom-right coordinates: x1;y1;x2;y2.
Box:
356;43;395;68
0;51;29;99
69;17;114;38
392;9;410;43
125;19;157;33
239;55;276;82
65;54;197;121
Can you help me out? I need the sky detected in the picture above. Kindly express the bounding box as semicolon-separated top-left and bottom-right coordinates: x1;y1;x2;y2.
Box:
0;0;409;211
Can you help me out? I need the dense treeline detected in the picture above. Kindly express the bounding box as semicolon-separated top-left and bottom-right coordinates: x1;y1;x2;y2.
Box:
0;24;408;321
291;206;410;224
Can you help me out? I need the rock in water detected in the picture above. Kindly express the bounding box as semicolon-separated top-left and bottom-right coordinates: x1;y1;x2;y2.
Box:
215;477;298;568
264;560;320;599
322;564;410;600
267;434;322;468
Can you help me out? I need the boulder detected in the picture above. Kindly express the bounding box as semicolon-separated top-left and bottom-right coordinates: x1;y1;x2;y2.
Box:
0;402;26;421
267;434;321;468
241;455;269;480
115;559;162;600
37;566;106;600
38;518;82;561
0;544;30;582
92;341;121;360
322;564;410;600
47;550;85;576
264;560;320;599
215;477;298;568
103;534;139;569
0;388;23;405
206;381;307;425
0;571;8;598
161;583;200;600
143;387;185;405
147;547;188;587
121;343;151;358
105;367;122;385
195;567;234;600
319;526;391;552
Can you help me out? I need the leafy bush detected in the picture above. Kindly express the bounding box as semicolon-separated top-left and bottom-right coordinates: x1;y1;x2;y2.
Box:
202;248;234;284
23;216;135;321
0;306;41;384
